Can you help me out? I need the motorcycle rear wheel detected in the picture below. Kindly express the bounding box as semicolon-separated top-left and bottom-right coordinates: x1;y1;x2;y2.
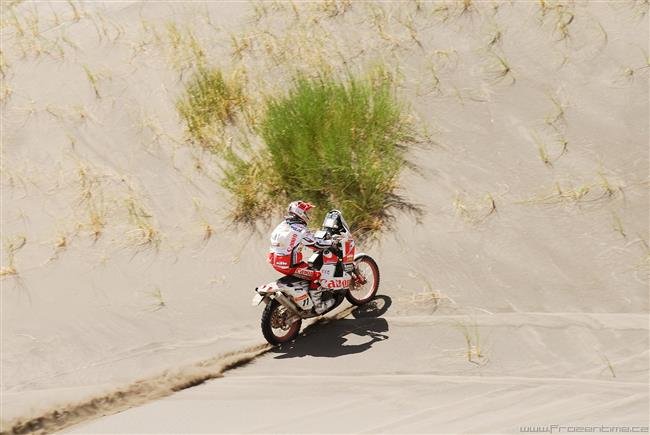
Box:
261;299;302;345
346;255;380;306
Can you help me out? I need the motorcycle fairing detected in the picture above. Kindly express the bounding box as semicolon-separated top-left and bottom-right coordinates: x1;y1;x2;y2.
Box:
319;263;352;290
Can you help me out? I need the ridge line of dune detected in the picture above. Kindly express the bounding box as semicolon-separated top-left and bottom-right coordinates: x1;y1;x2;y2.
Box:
383;313;650;330
220;373;649;388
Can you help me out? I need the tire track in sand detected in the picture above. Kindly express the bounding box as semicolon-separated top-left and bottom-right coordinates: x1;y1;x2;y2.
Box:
2;306;356;435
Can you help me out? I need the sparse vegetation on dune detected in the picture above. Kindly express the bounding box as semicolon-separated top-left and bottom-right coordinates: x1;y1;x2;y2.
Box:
221;149;280;222
1;1;648;431
147;287;166;311
177;66;247;147
611;212;627;239
531;131;568;166
125;198;161;249
456;319;488;366
0;236;26;277
600;352;616;378
191;198;216;242
454;192;497;225
517;173;626;206
47;233;70;263
76;164;108;241
221;71;416;235
486;50;515;85
82;64;101;99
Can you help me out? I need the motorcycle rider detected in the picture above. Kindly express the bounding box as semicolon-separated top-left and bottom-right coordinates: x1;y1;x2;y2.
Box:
268;200;335;314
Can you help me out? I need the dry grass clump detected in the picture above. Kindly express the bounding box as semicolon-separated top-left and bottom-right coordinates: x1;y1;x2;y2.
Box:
517;173;625;206
485;50;515;85
176;66;247;146
537;1;576;41
77;165;107;241
147;287;166;311
431;0;481;22
0;236;26;277
47;233;70;263
220;150;282;223
456;319;488;365
0;50;10;80
529;90;570;166
3;1;89;61
82;64;102;99
532;131;568;166
395;273;447;314
191;198;215;242
545;94;568;128
454;192;497;225
159;21;207;72
598;351;616;378
86;203;106;241
318;0;353;18
125;198;161;248
611;212;626;238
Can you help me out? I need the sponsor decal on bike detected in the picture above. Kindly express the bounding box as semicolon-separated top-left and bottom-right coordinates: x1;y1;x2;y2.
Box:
294;293;308;302
326;278;351;289
294;269;314;279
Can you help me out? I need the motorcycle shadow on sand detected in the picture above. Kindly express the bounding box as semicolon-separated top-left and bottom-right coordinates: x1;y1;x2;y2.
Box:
272;295;392;359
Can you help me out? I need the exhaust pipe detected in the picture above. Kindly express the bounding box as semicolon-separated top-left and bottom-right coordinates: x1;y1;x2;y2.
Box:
274;293;311;319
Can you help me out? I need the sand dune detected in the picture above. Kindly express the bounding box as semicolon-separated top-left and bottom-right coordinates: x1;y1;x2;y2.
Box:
1;1;648;434
68;303;649;434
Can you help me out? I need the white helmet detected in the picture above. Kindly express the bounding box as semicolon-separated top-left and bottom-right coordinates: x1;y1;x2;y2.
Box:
287;200;315;223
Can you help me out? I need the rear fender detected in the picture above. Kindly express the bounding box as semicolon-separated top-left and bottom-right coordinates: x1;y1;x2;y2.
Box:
256;281;279;295
253;282;280;306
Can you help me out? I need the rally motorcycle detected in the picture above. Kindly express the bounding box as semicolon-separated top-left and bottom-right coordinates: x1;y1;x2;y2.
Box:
252;210;380;345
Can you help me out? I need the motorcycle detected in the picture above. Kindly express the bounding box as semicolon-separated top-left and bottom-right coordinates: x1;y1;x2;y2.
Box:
252;209;380;345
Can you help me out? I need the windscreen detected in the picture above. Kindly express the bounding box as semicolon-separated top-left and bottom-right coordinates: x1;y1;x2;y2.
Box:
322;210;350;233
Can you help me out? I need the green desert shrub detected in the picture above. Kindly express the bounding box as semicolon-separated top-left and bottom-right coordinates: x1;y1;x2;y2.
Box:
224;72;413;235
177;66;246;144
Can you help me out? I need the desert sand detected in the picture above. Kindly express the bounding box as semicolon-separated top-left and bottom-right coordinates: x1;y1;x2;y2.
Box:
1;1;648;434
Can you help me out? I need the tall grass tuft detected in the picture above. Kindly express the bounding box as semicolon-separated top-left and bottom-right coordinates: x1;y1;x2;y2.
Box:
224;73;413;235
177;66;246;145
221;149;281;222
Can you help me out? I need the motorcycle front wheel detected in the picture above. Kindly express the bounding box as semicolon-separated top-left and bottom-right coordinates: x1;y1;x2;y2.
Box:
346;255;380;306
261;299;302;345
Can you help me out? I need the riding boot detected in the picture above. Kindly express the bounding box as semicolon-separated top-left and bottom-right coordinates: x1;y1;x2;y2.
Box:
309;287;335;314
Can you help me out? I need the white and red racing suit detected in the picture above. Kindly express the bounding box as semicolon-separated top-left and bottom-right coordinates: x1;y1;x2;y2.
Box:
268;217;331;287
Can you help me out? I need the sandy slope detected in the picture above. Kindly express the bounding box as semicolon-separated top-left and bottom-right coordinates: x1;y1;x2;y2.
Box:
68;306;650;434
1;1;649;434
